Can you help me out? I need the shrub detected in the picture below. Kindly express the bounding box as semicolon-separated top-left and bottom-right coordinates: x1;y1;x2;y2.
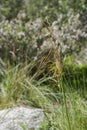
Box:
0;0;24;20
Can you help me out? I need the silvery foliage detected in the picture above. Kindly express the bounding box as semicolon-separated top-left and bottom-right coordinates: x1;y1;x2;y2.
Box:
0;10;87;62
33;10;87;60
51;11;87;55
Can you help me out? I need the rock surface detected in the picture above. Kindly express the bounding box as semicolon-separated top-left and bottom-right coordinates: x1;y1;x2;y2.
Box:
0;106;44;130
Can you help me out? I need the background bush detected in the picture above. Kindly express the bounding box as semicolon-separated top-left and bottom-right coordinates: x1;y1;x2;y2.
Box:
0;0;24;20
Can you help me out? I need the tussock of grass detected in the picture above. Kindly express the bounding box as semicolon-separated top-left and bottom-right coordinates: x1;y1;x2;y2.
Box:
0;63;87;130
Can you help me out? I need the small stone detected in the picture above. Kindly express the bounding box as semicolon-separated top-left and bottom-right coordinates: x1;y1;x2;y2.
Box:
0;106;44;130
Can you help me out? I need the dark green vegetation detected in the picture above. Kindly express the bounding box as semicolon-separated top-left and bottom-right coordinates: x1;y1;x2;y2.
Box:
0;0;87;130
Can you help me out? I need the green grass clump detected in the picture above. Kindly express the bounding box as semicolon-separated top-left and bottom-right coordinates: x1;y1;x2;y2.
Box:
0;62;87;130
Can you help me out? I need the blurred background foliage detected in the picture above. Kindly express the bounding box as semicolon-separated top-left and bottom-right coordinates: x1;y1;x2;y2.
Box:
0;0;87;77
0;0;87;21
0;0;24;20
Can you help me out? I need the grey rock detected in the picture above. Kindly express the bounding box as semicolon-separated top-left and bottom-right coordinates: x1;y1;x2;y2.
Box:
0;106;44;130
